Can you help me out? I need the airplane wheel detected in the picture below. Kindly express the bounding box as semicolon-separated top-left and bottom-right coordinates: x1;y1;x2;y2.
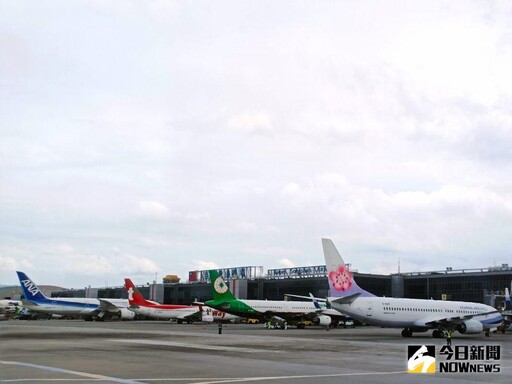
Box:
432;329;443;338
401;329;412;337
485;331;490;337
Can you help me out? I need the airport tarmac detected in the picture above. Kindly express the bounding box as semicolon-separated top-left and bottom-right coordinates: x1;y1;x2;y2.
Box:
0;320;510;383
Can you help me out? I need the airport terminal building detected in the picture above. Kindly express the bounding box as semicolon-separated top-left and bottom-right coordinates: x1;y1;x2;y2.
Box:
48;264;512;309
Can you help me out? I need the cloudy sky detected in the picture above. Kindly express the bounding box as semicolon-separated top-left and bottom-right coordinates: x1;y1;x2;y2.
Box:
1;1;511;289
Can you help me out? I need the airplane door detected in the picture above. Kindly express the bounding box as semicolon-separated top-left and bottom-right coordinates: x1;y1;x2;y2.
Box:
366;303;373;317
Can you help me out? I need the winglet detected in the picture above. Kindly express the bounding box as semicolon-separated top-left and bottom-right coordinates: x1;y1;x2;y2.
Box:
309;292;322;310
505;287;511;311
16;271;49;303
322;239;375;298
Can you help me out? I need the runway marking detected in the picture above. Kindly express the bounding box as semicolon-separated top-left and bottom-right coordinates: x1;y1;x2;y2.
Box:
190;371;407;384
0;360;145;384
110;339;276;353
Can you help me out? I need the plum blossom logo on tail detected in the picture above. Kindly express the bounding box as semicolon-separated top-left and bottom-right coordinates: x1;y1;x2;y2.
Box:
329;265;353;292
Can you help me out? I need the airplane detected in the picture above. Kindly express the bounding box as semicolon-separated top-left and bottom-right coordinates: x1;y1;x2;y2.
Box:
0;299;22;314
124;278;238;323
204;269;346;329
504;287;511;311
0;299;22;320
16;271;135;321
497;286;512;333
318;239;503;337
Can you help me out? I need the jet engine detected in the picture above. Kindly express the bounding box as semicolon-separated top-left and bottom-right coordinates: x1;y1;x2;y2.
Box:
457;320;483;334
119;307;136;320
315;315;331;327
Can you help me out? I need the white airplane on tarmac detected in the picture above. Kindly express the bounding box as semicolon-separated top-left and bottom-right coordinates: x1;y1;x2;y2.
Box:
205;269;347;329
0;299;22;313
124;278;238;323
0;299;22;319
298;239;503;337
17;271;135;321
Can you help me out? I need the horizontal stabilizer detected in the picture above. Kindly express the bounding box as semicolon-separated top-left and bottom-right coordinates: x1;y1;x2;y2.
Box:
284;294;327;302
331;293;361;305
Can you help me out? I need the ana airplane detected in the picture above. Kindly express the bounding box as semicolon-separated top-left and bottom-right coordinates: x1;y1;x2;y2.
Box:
320;239;503;337
16;271;134;321
204;269;346;329
124;278;238;323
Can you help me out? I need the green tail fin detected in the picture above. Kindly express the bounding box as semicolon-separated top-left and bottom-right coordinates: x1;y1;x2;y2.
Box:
208;270;236;301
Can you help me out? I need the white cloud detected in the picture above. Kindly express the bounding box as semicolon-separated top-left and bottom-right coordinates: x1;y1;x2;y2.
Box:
279;258;295;268
63;254;114;276
0;257;33;272
193;260;219;271
243;247;301;257
1;1;512;286
120;255;161;275
228;113;272;134
137;201;170;219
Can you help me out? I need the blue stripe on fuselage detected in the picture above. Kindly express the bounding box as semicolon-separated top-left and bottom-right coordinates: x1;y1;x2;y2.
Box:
29;298;99;310
480;315;503;325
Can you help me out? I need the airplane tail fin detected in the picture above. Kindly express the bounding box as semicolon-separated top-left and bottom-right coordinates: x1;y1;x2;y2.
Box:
322;239;375;298
505;287;511;311
208;270;236;302
16;271;50;302
124;278;152;306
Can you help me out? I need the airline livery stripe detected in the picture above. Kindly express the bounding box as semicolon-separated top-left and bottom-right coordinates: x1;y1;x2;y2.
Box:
27;299;98;309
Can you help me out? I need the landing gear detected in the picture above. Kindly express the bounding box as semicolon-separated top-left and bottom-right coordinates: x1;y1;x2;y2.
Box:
432;329;444;338
401;328;413;337
485;331;490;337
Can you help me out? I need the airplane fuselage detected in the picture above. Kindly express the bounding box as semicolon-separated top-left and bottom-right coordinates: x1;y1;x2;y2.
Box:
331;296;502;330
130;305;198;320
24;298;128;316
130;304;238;321
207;298;342;326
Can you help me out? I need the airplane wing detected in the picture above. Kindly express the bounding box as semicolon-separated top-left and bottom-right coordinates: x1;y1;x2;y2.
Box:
421;310;501;328
174;307;201;320
284;294;327;302
96;299;124;314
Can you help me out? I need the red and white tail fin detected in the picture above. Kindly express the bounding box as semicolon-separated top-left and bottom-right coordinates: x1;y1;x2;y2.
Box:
124;278;152;306
322;238;375;298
